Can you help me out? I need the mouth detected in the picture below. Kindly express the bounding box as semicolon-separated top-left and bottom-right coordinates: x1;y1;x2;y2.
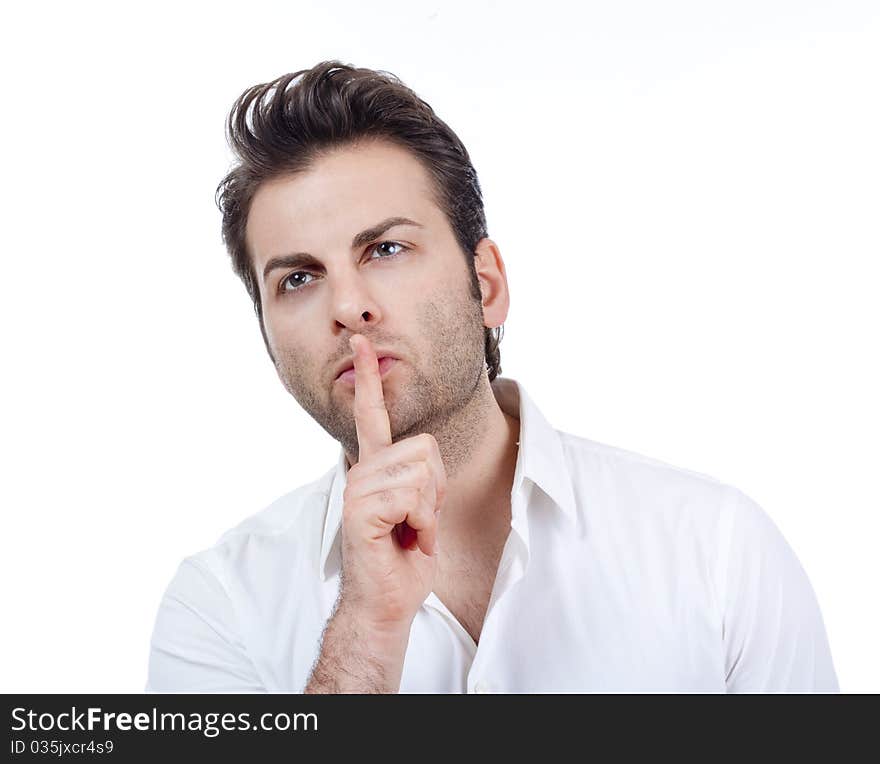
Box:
335;356;398;385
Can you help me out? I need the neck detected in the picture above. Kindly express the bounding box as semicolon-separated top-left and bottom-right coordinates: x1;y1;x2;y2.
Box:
433;374;520;531
344;372;521;529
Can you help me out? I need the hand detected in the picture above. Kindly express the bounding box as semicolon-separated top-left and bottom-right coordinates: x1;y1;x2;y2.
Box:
337;333;447;632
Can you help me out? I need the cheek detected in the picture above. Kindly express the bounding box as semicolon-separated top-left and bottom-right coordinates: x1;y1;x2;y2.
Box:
261;298;284;345
264;320;313;372
263;299;311;347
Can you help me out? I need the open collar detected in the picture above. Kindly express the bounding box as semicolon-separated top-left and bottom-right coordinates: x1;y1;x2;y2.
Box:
319;377;577;581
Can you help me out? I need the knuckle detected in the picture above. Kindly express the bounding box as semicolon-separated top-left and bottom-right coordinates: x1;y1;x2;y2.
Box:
406;489;428;523
384;462;406;479
414;461;430;484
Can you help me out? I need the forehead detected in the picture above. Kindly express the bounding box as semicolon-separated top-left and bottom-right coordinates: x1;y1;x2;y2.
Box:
246;139;442;267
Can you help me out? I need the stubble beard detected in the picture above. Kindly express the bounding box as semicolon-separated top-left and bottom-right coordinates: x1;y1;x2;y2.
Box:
272;291;490;477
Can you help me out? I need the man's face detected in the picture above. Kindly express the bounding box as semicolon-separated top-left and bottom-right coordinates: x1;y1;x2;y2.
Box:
246;139;488;463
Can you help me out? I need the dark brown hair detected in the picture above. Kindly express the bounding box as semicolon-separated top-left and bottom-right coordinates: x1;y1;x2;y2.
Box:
214;60;503;380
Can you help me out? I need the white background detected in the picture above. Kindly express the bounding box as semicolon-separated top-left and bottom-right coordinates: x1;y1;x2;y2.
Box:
1;0;877;692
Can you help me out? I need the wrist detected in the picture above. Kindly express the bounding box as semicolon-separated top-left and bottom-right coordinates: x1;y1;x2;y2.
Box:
333;597;414;651
307;600;413;693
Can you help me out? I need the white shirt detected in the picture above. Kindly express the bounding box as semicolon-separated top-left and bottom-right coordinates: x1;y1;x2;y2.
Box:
146;377;839;693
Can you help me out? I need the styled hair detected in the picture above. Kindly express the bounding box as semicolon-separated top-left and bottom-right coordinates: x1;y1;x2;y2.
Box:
214;60;503;381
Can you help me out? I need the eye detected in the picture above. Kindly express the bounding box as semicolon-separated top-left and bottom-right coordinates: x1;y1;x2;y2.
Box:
280;271;316;293
278;241;409;295
368;240;408;260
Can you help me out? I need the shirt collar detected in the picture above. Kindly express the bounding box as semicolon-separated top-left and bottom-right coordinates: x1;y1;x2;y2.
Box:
319;376;577;581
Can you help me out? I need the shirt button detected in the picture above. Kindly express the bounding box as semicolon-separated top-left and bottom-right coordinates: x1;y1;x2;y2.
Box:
474;680;492;694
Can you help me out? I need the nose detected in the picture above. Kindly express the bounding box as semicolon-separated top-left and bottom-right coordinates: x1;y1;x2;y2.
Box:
330;269;384;334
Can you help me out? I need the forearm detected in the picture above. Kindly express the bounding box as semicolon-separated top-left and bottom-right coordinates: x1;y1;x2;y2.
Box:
304;600;412;693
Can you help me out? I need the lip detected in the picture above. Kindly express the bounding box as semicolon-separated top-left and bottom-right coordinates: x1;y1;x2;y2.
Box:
335;356;398;385
334;352;399;381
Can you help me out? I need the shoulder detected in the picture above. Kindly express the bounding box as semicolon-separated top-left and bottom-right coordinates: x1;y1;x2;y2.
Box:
553;432;796;553
556;429;733;521
181;464;337;592
558;430;724;482
216;465;336;545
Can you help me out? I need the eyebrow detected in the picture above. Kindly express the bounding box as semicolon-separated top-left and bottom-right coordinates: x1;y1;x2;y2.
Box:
261;216;424;284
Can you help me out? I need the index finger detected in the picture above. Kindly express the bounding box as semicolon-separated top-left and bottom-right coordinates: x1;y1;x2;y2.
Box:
350;334;392;462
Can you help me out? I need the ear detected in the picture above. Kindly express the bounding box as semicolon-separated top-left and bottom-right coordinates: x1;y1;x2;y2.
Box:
473;238;510;329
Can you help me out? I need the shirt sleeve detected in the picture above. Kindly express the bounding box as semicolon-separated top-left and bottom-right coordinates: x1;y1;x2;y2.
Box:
146;557;266;693
716;486;839;692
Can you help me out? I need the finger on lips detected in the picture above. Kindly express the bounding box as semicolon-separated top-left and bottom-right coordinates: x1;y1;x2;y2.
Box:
350;333;435;554
350;334;392;461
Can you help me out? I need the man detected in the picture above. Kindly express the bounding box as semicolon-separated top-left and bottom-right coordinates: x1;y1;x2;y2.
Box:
146;61;838;693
